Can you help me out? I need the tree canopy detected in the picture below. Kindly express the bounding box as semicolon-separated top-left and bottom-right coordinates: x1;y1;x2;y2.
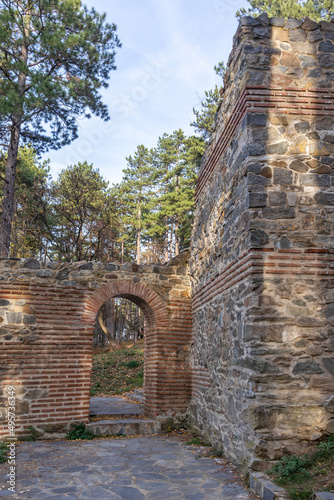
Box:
236;0;334;21
0;0;121;256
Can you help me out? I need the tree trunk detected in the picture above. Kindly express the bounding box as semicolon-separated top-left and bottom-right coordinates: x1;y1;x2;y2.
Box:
136;205;141;265
0;14;28;258
175;218;180;256
0;121;21;257
164;217;169;263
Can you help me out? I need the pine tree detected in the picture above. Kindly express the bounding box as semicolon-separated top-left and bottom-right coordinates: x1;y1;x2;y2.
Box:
0;145;50;258
0;0;121;256
120;145;154;264
191;86;222;141
191;62;226;142
148;131;205;262
47;162;113;262
236;0;333;20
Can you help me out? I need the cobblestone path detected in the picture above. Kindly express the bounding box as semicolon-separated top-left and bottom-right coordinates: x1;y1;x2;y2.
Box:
0;435;256;499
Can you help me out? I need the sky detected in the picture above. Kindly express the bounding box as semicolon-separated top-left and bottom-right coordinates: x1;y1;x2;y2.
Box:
45;0;249;185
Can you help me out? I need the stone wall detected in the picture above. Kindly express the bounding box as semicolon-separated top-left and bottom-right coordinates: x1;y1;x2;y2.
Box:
0;252;192;440
190;15;334;469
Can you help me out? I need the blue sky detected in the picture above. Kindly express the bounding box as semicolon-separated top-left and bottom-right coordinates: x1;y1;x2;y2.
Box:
45;0;249;185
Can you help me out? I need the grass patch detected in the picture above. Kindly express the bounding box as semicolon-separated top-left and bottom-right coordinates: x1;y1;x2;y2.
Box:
269;434;334;499
66;423;95;441
91;341;144;396
0;443;7;463
185;436;211;447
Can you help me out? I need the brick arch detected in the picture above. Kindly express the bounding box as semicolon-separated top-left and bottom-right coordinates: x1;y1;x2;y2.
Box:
0;256;192;439
82;280;173;416
82;279;169;327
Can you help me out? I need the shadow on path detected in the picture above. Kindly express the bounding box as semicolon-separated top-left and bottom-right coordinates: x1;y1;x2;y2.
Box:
0;435;257;499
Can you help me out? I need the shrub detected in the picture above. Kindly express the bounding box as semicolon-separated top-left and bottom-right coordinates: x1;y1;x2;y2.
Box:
66;423;95;441
272;455;310;479
0;443;7;464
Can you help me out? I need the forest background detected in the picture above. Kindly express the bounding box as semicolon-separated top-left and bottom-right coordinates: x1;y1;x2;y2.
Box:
0;0;332;344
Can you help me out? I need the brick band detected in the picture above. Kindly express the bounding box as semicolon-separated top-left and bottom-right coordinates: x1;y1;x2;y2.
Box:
195;86;334;203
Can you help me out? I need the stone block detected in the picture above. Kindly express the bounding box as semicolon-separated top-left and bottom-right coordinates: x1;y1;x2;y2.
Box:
292;361;323;375
36;269;53;278
289;160;308;173
56;268;69;280
79;262;93;270
319;40;334;52
23;314;36;325
250;230;268;247
319;53;334;68
268;192;287;206
308;29;323;42
289;29;307;42
254;27;271;39
240;16;261;27
270;17;286;27
267;142;289;155
104;263;120;272
23;258;40;269
314;492;334;500
302;18;319;31
286;19;303;29
262;208;295;219
273;168;293;185
248;192;268;208
247;113;267;127
299;174;330;187
6;312;22;324
322;358;334;375
315;192;334;205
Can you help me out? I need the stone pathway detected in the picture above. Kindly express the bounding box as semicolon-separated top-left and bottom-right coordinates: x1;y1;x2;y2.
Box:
0;435;256;499
90;397;143;418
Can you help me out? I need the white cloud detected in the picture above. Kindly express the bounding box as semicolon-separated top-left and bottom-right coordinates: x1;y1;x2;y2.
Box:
46;0;249;185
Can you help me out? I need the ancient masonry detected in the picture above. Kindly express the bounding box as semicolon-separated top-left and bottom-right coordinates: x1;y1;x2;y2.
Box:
190;15;334;469
0;15;334;471
0;254;191;439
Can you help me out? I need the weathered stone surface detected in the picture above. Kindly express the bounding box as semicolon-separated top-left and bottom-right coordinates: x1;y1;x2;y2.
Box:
0;253;192;441
270;17;286;27
292;361;323;375
36;269;53;278
56;267;69;280
23;258;40;269
322;358;334;375
190;15;334;470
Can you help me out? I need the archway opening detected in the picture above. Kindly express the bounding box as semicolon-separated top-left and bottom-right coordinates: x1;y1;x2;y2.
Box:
91;297;146;399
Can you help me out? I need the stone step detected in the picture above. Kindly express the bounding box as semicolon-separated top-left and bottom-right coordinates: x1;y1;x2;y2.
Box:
87;418;161;437
125;391;144;403
134;389;144;396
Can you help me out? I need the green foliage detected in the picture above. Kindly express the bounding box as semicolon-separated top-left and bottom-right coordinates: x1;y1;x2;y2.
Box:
272;455;310;479
288;488;314;500
236;0;334;21
174;414;190;431
0;0;121;153
25;425;41;441
214;61;227;79
91;343;144;396
0;443;7;463
185;436;211;446
270;435;334;498
191;86;221;141
0;146;50;258
118;145;154;264
66;423;95;441
124;360;141;369
47;161;114;261
316;434;334;459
